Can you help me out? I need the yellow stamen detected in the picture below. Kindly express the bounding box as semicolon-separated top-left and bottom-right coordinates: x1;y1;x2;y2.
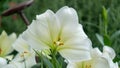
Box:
54;41;64;46
54;37;64;46
20;51;28;57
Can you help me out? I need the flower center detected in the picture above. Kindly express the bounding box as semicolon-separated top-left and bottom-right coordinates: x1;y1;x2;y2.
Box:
54;37;64;46
54;41;64;46
20;51;29;57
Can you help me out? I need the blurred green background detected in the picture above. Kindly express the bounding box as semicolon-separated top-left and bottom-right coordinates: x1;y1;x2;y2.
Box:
0;0;120;65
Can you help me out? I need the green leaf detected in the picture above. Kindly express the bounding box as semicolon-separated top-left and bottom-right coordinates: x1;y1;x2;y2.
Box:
42;55;54;68
96;33;104;46
111;30;120;40
102;6;108;35
102;6;108;23
33;50;54;68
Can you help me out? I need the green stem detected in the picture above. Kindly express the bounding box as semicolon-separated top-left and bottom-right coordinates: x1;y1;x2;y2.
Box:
41;58;44;68
51;47;60;68
33;49;44;68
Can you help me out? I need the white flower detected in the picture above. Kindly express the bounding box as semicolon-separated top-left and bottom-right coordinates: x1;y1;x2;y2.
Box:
11;35;36;68
67;46;119;68
22;6;92;62
0;31;16;57
1;35;35;68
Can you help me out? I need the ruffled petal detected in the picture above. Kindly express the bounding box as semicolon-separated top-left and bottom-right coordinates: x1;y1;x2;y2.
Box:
91;48;102;58
103;46;116;59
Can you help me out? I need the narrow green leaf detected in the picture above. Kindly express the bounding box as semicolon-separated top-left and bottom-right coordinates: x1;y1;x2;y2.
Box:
96;33;104;46
102;6;107;23
102;6;108;35
42;55;54;68
111;30;120;40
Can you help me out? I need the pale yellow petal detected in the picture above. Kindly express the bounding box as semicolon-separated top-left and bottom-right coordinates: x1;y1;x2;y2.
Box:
0;31;16;56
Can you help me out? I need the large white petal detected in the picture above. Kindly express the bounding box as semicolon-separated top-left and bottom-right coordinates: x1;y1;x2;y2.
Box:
22;29;50;50
56;6;81;41
57;24;89;58
59;37;92;51
22;10;60;50
60;24;87;43
12;35;30;52
58;32;92;62
36;10;60;41
59;48;91;62
56;6;79;27
59;50;91;62
58;24;92;62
